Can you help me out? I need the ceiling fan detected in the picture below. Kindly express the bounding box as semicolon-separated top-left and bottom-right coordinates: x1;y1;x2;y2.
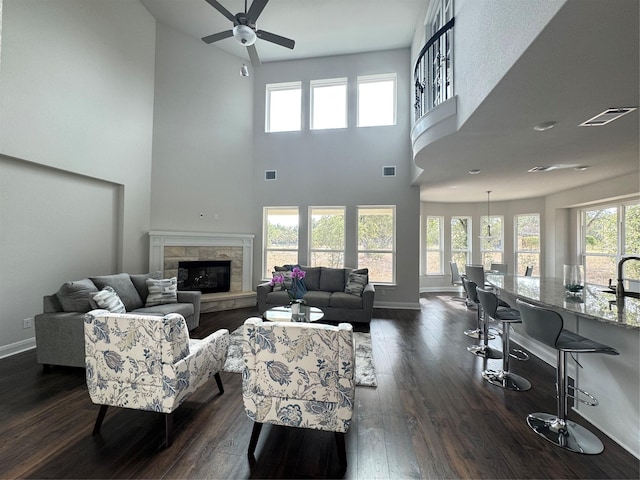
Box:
201;0;295;65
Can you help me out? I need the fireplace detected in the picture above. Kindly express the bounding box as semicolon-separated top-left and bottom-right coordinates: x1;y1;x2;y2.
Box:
178;260;231;293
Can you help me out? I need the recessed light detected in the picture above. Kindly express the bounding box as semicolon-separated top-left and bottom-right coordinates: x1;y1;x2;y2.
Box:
468;169;481;175
533;121;556;131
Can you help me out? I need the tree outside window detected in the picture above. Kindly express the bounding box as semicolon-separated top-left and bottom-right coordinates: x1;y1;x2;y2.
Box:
309;207;345;268
515;214;540;276
425;216;443;274
358;206;395;283
451;216;471;269
263;207;299;278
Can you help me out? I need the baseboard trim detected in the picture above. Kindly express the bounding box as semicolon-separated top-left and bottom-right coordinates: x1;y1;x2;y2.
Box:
0;337;36;359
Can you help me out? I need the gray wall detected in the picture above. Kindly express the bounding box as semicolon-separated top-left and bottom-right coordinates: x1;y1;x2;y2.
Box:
252;50;421;308
150;23;255;233
0;0;156;355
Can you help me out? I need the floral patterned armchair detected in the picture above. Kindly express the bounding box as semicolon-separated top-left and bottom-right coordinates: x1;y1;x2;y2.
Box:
84;309;229;447
241;317;355;468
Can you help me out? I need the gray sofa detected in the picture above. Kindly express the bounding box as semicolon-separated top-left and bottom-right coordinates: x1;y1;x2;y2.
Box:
256;266;375;324
34;272;201;368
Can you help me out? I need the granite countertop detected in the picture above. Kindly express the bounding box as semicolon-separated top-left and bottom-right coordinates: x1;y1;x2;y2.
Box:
486;274;640;329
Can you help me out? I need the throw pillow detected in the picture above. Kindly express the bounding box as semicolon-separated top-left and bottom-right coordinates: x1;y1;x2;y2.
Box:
55;278;99;313
145;277;178;307
90;273;144;311
91;286;126;313
130;271;162;301
345;272;368;296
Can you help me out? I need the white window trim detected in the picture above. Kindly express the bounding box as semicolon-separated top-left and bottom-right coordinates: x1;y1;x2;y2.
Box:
263;206;299;279
451;215;472;266
514;213;541;277
426;216;444;275
265;81;302;133
357;73;397;127
310;77;348;130
357;205;396;284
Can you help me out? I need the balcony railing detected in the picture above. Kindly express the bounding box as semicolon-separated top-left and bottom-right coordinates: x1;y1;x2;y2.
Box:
414;17;455;121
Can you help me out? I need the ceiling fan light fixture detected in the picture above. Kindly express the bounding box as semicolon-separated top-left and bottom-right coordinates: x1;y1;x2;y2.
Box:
233;24;257;46
533;121;556;132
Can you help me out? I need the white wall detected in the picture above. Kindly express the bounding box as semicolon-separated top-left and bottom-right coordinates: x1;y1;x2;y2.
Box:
0;0;156;354
149;23;255;234
252;50;421;308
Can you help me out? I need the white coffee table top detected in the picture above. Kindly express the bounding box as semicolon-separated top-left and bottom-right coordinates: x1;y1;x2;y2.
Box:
263;305;324;323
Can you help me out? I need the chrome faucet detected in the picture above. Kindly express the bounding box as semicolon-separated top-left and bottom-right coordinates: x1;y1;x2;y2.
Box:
616;256;640;299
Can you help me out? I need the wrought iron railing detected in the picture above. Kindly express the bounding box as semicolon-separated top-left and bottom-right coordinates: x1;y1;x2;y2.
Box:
414;17;455;121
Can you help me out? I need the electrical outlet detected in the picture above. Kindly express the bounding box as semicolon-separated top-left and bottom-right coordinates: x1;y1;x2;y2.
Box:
23;317;33;329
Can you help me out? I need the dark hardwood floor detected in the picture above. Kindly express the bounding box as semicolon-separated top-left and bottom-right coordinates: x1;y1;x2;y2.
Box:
1;293;638;479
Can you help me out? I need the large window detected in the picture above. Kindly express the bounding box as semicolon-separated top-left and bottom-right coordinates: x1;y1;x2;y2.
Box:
309;207;345;268
582;201;640;285
425;216;443;274
266;82;301;132
310;78;347;130
451;216;471;268
357;206;395;283
515;214;540;276
480;215;503;268
357;74;397;127
263;207;299;278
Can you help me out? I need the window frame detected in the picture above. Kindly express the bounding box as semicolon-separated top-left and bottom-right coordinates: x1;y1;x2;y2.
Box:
480;214;504;268
425;216;444;275
262;206;300;279
514;213;541;277
310;77;348;130
357;73;397;127
450;215;472;268
357;205;396;284
308;206;346;268
265;81;302;133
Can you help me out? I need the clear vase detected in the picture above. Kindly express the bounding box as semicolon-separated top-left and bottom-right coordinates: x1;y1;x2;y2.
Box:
290;302;300;315
563;264;584;293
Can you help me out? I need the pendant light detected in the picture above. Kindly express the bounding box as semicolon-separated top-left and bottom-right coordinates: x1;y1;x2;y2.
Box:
479;190;496;239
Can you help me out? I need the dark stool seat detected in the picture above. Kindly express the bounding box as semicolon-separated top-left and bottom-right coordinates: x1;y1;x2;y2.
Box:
517;300;619;454
477;288;530;391
464;278;500;357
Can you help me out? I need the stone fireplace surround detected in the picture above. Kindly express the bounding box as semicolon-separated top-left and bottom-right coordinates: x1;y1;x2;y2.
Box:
149;231;256;312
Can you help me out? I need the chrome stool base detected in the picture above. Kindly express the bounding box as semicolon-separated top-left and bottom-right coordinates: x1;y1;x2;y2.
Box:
527;413;604;454
464;328;495;340
467;344;502;359
482;369;531;391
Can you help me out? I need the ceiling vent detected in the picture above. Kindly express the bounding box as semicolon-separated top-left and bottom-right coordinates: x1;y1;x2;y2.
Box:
265;170;277;181
528;166;553;172
528;164;584;173
383;166;396;177
579;107;637;127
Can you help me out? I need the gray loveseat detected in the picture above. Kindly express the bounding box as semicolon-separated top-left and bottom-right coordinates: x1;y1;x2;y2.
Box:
256;266;375;324
34;272;201;368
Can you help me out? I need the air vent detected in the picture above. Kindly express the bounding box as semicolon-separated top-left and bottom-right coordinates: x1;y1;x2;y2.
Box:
579;107;637;127
265;170;277;181
528;166;553;172
383;166;396;177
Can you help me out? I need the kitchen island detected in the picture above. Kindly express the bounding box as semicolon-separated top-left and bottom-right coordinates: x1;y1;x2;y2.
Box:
486;274;639;459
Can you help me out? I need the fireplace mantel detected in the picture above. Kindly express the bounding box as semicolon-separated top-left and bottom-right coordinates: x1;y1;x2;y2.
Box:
148;231;254;292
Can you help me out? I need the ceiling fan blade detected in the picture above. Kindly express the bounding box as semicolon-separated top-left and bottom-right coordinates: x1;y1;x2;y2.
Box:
247;44;261;65
204;0;236;23
247;0;269;23
202;30;233;44
256;30;295;49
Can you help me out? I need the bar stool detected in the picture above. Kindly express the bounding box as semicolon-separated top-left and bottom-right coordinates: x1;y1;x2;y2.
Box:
464;279;501;358
476;288;530;391
516;300;619;454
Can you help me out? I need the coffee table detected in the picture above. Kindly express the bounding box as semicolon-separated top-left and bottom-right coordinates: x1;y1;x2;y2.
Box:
263;305;324;323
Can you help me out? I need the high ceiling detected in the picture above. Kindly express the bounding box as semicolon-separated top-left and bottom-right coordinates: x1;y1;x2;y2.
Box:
140;0;639;203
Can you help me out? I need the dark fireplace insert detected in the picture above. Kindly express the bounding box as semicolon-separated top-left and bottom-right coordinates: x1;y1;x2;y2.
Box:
177;260;231;293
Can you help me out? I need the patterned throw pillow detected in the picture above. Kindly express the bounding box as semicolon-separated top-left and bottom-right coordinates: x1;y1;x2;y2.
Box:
344;272;368;296
91;286;126;313
145;277;178;307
